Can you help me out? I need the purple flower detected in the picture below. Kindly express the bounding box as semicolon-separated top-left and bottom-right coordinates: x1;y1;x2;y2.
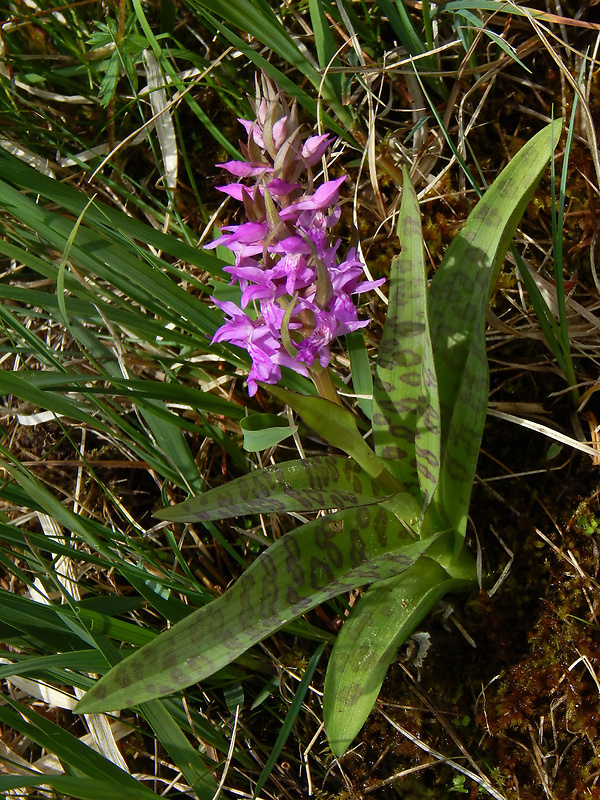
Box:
216;160;272;178
208;75;384;396
301;134;333;166
279;177;346;218
212;300;308;396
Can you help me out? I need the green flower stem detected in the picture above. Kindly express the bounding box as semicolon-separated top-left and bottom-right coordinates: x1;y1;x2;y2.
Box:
265;384;401;494
310;364;342;406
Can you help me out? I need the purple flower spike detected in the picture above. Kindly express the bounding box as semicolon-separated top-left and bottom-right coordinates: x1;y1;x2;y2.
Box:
207;74;384;397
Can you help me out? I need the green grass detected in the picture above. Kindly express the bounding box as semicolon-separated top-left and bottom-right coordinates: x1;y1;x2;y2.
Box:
1;1;599;797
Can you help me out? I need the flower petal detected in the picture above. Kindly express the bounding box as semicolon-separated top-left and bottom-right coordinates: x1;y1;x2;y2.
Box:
216;160;271;177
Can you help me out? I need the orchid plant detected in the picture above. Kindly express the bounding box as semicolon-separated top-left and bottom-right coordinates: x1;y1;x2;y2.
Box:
77;75;561;757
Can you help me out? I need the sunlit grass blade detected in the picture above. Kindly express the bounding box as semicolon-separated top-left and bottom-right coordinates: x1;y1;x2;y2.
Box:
0;149;223;275
0;180;220;339
0;278;201;352
0;301;66;370
0;510;172;589
373;166;440;511
0;452;129;560
182;0;353;128
0;589;95;652
47;319;206;493
323;554;476;756
0;370;215;489
1;370;107;433
0;696;157;796
0;652;108;681
16;369;245;422
429;120;561;536
156;456;393;522
134;399;205;493
140;701;221;799
76;501;439;713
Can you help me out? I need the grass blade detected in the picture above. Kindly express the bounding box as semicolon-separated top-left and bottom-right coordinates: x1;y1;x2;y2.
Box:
0;776;156;800
184;0;352;127
140;701;221;799
0;148;223;274
253;642;326;797
0;696;155;794
308;0;343;101
376;0;425;57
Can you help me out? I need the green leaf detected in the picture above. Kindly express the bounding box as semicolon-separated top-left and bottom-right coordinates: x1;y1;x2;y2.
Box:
373;166;441;512
323;551;477;756
240;413;298;451
155;456;392;522
0;776;155;800
0;696;154;794
429;120;561;536
140;700;220;799
76;501;438;713
265;386;398;489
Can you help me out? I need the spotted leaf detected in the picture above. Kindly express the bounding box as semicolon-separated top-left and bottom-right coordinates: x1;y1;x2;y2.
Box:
373;166;440;513
155;456;393;522
324;554;476;756
77;499;439;713
429;120;561;535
